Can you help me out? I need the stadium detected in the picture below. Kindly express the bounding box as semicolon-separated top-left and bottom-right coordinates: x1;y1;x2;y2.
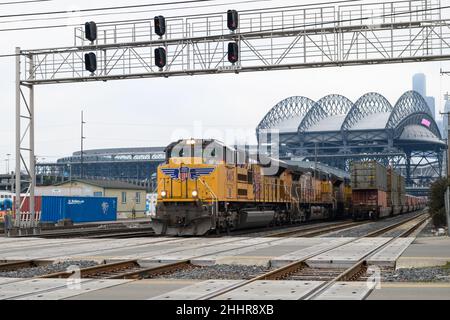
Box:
36;147;166;191
257;91;446;193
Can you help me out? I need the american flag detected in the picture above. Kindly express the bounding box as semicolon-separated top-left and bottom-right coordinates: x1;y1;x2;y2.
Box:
421;119;431;127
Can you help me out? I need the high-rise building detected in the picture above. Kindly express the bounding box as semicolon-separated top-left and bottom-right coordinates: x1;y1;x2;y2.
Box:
413;73;426;96
412;73;436;118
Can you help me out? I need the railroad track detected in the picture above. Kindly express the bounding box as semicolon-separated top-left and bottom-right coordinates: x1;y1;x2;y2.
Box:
364;211;429;237
31;226;155;239
39;259;194;280
0;211;429;300
0;260;53;272
191;210;430;300
85;230;155;239
265;220;368;238
39;211;429;283
242;210;426;238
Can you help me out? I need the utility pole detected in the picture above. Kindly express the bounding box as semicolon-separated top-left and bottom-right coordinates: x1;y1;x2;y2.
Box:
314;143;318;179
5;153;11;192
440;90;450;235
5;153;10;174
80;111;86;179
441;93;450;177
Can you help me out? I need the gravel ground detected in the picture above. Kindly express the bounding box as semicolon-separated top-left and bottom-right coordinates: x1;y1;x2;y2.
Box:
382;266;450;282
155;264;270;280
322;212;421;238
0;260;99;278
416;220;448;238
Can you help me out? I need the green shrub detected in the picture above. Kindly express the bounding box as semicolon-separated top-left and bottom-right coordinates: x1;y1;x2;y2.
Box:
429;178;450;228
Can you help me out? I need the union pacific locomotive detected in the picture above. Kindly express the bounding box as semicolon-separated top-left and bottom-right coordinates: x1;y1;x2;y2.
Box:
151;139;351;236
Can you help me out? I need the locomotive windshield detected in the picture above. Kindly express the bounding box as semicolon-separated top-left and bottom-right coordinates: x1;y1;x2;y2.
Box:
165;139;239;165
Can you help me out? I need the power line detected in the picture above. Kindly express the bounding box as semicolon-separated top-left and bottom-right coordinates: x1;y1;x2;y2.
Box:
89;121;257;127
0;0;433;34
0;2;445;57
0;53;18;58
0;0;51;5
0;0;364;25
0;0;274;25
0;0;217;19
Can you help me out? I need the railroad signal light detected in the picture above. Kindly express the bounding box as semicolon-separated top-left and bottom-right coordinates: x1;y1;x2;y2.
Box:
85;21;97;43
155;47;167;69
84;52;97;73
228;42;239;64
227;10;238;31
154;15;166;37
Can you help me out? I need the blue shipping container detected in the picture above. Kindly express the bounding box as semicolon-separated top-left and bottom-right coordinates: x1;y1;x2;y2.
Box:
41;196;117;223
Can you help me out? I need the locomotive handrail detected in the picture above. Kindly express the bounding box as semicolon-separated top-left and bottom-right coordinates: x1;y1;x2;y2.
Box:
198;178;219;229
292;183;300;205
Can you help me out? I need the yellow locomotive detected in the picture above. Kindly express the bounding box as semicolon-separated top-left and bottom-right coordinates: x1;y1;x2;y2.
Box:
151;139;351;236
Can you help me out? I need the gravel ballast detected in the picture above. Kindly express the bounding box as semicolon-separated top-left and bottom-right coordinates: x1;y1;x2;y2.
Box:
383;266;450;282
0;260;99;278
156;264;270;280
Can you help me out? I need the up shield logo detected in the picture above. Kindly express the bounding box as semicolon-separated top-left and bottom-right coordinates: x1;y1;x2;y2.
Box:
161;166;215;180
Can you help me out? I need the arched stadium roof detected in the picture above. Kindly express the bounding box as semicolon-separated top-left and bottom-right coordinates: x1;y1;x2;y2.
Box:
257;90;443;141
257;96;316;133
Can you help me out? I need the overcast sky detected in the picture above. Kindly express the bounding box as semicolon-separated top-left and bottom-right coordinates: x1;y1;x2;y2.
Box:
1;0;450;173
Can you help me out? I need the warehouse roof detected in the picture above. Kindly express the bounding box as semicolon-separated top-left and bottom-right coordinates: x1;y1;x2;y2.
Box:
54;179;147;190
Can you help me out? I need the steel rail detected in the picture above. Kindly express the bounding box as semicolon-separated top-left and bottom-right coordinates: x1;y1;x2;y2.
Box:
39;259;140;279
302;212;429;300
105;260;192;280
0;211;429;300
197;210;429;300
364;210;428;237
267;220;369;238
25;226;154;239
39;259;194;280
0;260;53;272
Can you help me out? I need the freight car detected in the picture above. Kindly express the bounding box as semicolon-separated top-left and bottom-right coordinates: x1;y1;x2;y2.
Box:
351;161;426;220
0;194;13;222
151;139;350;236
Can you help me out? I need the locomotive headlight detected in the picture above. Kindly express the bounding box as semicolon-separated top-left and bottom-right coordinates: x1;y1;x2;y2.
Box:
160;190;167;198
192;190;198;198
